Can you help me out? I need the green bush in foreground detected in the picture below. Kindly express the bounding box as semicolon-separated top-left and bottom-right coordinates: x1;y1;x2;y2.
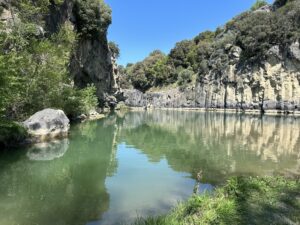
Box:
132;176;300;225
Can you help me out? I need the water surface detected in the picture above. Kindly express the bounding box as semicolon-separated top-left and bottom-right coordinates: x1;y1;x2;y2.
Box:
0;111;299;225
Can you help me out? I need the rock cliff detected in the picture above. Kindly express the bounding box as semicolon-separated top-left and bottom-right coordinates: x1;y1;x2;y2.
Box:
45;0;116;105
123;40;300;113
122;1;300;113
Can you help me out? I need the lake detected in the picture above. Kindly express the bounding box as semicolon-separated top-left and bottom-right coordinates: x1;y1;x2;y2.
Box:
0;110;299;225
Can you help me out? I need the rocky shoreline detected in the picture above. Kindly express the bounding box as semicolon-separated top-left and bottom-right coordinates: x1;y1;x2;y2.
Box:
125;106;300;116
122;41;300;115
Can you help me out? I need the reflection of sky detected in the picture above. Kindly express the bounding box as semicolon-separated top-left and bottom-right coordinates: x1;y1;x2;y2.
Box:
88;143;211;225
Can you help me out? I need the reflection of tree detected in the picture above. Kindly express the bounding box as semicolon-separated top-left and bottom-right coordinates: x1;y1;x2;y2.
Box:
0;119;117;225
118;111;300;185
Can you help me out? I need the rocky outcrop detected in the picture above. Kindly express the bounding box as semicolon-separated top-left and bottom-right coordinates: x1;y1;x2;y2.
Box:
45;0;116;105
70;38;115;104
23;109;70;141
123;42;300;113
1;0;116;105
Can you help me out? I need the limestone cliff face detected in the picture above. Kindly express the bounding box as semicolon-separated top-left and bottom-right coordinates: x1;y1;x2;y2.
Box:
124;42;300;113
70;38;115;105
45;0;116;104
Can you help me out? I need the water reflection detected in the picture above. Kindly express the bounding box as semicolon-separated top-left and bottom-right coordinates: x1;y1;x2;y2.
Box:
0;111;299;225
27;139;70;161
117;111;300;184
0;119;116;225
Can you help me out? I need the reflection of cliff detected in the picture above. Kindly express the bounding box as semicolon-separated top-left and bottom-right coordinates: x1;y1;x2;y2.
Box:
118;111;300;184
0;119;117;225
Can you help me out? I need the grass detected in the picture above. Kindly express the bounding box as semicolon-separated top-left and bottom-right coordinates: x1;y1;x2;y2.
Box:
0;119;28;148
132;176;300;225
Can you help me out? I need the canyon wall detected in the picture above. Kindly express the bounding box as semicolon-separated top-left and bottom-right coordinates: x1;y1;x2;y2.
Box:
46;0;116;104
123;42;300;113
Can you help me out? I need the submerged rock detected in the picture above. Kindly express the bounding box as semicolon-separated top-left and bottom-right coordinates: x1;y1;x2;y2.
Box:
23;109;70;141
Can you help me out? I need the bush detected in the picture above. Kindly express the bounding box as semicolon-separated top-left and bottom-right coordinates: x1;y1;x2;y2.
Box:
73;0;111;39
251;0;268;11
178;69;194;86
127;50;173;91
108;41;120;58
55;85;98;118
168;40;195;68
128;62;149;92
0;120;28;147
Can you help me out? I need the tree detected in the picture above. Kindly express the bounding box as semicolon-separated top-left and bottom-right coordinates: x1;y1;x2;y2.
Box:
178;68;194;87
168;40;195;68
73;0;112;38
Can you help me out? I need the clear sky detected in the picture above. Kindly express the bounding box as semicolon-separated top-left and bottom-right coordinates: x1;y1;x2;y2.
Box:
106;0;273;66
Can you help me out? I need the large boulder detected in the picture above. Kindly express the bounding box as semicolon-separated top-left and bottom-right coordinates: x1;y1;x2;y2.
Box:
23;109;70;141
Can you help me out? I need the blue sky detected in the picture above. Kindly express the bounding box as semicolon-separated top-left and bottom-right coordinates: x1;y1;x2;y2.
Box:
106;0;273;66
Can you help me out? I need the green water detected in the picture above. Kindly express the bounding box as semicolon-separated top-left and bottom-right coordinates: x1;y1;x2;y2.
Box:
0;111;299;225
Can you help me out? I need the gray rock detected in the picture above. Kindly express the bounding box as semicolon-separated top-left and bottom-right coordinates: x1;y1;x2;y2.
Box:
45;0;116;105
267;45;282;64
70;38;116;104
23;109;70;141
288;42;300;62
254;5;272;13
229;46;242;59
35;25;45;37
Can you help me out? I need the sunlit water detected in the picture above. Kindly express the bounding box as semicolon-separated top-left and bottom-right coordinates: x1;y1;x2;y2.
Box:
0;110;299;225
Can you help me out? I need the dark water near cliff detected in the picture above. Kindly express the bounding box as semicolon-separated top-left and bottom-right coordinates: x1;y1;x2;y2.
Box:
0;111;299;225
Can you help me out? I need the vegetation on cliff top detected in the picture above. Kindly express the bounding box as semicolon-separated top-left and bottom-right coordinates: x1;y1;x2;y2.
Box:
0;0;113;146
122;0;300;92
132;176;300;225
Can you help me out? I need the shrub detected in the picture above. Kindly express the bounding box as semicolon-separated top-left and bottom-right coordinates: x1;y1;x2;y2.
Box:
73;0;111;39
168;40;195;68
0;120;28;147
178;69;194;86
128;62;149;92
251;0;268;11
108;41;120;58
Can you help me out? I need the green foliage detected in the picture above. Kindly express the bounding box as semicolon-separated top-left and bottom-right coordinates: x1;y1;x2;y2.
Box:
0;120;28;147
127;50;174;91
132;176;300;225
125;0;300;90
273;0;289;8
177;68;194;87
108;41;120;58
168;40;195;69
117;65;132;89
251;0;268;11
0;2;99;120
127;62;149;92
0;20;78;119
58;84;98;117
73;0;111;39
16;0;50;23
